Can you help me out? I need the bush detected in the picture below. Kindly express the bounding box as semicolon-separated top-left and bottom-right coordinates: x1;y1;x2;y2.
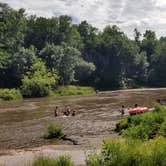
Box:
54;86;95;96
86;137;166;166
0;89;22;101
44;124;65;139
116;105;166;140
33;156;75;166
115;119;129;132
21;59;58;98
159;119;166;137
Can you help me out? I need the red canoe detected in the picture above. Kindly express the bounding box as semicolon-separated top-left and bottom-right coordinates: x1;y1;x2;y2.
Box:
129;107;149;115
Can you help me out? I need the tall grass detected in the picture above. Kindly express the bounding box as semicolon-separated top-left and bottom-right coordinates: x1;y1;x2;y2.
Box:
54;86;95;96
86;136;166;166
33;156;75;166
0;88;22;101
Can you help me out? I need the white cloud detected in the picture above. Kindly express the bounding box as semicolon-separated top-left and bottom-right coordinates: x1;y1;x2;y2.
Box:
1;0;166;38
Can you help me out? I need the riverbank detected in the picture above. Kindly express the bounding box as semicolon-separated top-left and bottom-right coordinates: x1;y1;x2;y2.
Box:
0;86;95;101
0;145;91;166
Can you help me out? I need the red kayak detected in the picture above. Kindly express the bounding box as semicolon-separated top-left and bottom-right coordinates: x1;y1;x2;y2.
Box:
129;107;149;115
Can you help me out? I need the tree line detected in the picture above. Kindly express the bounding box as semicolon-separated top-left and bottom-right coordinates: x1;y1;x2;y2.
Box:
0;3;166;92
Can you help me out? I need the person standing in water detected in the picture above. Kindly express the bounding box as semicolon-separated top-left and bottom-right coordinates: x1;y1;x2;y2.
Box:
63;106;71;116
120;105;125;116
134;104;138;108
54;106;58;117
72;110;76;116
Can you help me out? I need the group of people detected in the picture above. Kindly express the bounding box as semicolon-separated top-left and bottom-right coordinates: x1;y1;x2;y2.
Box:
54;106;76;117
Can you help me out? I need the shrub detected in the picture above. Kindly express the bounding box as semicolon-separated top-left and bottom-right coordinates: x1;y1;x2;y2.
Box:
115;119;129;132
55;156;75;166
21;59;58;98
86;137;166;166
54;86;95;96
33;156;56;166
86;154;103;166
122;124;149;140
159;119;166;137
44;124;65;139
0;89;22;101
116;105;166;140
33;156;74;166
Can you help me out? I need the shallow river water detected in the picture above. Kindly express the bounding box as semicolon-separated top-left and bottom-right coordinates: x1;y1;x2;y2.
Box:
0;88;166;165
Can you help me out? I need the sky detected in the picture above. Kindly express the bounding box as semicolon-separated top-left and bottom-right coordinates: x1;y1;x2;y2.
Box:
1;0;166;38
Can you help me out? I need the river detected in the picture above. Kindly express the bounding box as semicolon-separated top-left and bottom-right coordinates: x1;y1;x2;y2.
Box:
0;88;166;165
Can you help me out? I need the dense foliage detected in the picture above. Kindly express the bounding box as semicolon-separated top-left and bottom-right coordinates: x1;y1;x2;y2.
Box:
86;105;166;166
116;105;166;140
21;59;58;97
0;88;22;100
0;3;166;92
86;136;166;166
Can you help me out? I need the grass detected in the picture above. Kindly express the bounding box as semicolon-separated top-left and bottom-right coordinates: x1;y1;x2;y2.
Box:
54;86;95;96
44;123;65;139
116;104;166;140
32;156;75;166
0;88;22;101
86;136;166;166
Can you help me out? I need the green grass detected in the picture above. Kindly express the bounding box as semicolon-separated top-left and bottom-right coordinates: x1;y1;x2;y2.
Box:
86;136;166;166
44;123;65;139
32;156;75;166
116;104;166;140
0;88;22;101
54;86;95;96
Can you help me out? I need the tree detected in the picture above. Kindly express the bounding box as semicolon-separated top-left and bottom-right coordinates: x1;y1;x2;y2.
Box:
141;30;160;63
59;45;81;85
75;60;96;85
21;59;58;97
39;43;64;71
0;50;11;87
25;16;59;50
134;28;141;45
148;42;166;86
40;43;83;85
9;46;37;86
0;3;27;53
78;21;99;48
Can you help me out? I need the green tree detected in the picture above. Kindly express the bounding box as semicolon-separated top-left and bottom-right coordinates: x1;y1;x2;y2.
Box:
75;60;96;85
21;59;58;97
39;43;64;71
141;30;160;63
40;43;83;85
148;42;166;86
0;50;11;87
9;46;37;86
25;16;59;50
59;45;81;85
89;26;146;89
134;28;141;45
0;3;26;53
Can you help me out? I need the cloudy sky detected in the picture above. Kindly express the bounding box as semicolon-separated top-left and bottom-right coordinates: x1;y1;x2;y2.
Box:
1;0;166;38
